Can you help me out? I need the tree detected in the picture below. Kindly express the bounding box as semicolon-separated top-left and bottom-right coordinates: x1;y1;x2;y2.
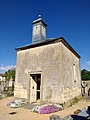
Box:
5;68;15;81
81;69;90;80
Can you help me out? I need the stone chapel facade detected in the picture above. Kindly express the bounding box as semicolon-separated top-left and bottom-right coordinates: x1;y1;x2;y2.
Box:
14;15;81;103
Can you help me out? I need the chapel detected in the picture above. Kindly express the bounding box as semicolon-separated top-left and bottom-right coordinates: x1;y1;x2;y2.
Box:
14;15;81;103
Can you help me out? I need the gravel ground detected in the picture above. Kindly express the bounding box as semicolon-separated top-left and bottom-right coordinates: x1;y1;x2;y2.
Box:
0;97;90;120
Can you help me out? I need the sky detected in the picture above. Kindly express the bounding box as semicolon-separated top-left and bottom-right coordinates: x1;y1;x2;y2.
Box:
0;0;90;73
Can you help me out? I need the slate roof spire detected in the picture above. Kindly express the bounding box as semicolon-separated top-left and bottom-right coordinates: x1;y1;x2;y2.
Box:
32;15;47;43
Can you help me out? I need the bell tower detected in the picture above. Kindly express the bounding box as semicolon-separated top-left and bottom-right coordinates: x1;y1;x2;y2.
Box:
32;15;47;43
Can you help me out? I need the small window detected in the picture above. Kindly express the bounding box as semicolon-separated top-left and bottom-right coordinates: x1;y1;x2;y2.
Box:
73;64;76;84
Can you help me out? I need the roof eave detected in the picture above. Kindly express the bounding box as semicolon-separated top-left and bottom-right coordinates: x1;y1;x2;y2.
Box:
15;37;80;59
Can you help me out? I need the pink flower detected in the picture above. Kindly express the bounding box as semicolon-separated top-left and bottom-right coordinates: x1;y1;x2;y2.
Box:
39;105;59;114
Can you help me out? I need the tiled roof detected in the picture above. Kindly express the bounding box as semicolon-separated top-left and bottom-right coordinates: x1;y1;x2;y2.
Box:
0;73;5;77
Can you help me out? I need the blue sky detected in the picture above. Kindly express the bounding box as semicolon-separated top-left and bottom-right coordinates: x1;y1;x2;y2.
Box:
0;0;90;73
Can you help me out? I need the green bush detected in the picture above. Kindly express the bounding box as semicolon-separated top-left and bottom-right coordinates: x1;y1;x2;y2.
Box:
70;97;78;106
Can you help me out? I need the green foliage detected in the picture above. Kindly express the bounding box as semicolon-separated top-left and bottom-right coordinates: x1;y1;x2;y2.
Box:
70;97;78;106
5;69;15;81
81;69;90;80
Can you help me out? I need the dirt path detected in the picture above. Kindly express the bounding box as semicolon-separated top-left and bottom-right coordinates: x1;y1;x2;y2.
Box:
0;97;90;120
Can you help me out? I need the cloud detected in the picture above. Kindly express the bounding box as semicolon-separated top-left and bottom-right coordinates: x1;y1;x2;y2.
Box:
86;61;90;66
0;65;16;72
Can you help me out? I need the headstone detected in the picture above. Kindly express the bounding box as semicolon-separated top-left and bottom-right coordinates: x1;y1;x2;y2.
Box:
50;114;63;120
63;114;73;120
78;108;89;117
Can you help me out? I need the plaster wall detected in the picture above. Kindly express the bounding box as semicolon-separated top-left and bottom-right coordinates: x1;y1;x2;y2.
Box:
61;44;81;102
14;42;81;103
14;42;63;102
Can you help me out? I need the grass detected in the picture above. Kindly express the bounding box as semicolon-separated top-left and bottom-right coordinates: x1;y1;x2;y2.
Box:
65;95;87;107
70;97;78;106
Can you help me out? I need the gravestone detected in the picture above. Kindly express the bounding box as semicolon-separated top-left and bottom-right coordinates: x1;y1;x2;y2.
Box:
50;114;63;120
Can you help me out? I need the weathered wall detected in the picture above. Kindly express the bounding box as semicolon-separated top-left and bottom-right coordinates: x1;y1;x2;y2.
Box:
14;42;63;102
14;51;29;99
14;42;81;103
61;44;81;102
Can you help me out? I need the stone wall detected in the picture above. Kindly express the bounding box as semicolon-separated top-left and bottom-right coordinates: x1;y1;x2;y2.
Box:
81;80;90;96
14;42;63;102
14;41;81;103
61;43;81;102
